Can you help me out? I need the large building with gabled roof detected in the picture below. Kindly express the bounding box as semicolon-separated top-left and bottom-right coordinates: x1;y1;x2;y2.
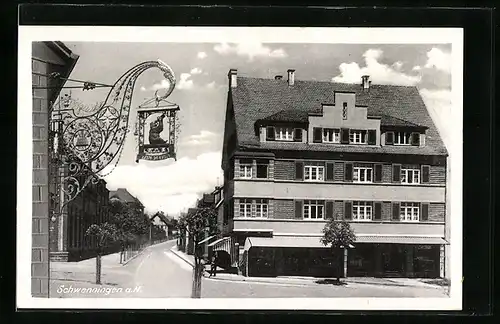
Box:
219;68;449;279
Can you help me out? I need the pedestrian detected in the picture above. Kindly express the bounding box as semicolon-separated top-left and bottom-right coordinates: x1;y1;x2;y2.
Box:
210;252;217;277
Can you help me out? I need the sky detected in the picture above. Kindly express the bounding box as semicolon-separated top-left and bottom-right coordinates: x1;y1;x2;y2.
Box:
61;41;452;217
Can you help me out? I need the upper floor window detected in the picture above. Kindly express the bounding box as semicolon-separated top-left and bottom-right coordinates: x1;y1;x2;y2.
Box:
353;165;373;183
275;127;294;141
255;199;268;218
401;168;420;184
239;160;253;179
303;200;324;220
256;160;269;179
239;199;252;217
304;164;324;181
400;202;419;222
323;128;340;143
394;132;412;145
352;201;372;221
349;129;367;144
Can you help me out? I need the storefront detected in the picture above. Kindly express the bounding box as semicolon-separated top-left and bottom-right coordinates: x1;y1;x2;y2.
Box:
347;243;442;278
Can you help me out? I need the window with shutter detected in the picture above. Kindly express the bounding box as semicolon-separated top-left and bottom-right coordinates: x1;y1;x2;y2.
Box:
266;126;275;141
326;201;334;219
374;202;382;220
368;130;377;145
392;202;400;220
326;163;334;181
344;201;352;220
295;200;303;219
295;161;304;180
293;128;303;142
392;164;401;183
341;128;350;144
411;132;420;146
345;163;353;181
374;164;383;182
313;127;322;143
421;203;429;221
385;131;394;145
421;165;430;183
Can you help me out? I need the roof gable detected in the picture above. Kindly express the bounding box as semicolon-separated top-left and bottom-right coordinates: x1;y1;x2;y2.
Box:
231;76;447;155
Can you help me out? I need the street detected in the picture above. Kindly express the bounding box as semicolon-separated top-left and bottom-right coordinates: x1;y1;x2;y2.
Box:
50;240;448;298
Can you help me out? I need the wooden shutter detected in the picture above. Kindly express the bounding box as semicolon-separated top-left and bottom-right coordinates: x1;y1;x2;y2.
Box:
344;163;353;181
313;127;322;143
295;161;304;180
392;164;401;183
295;200;303;219
326;162;334;181
266;126;275;141
374;164;383;182
385;131;394;145
293;128;303;142
374;202;382;220
411;132;420;146
421;203;429;221
368;130;377;145
326;201;334;219
392;202;400;221
341;128;350;144
344;201;352;220
422;165;430;183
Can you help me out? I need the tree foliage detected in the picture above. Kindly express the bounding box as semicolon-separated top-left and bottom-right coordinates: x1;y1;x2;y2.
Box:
85;222;119;251
321;219;356;249
108;199;149;247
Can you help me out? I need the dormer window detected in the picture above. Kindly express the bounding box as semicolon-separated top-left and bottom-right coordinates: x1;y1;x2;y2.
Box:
349;129;368;144
322;128;340;143
394;132;412;145
275;127;294;141
386;131;421;146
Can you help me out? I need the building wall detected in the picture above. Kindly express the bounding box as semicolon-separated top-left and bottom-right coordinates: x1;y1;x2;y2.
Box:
32;44;61;297
233;180;445;203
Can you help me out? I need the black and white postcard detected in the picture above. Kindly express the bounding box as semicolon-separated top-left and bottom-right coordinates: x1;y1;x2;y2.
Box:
18;26;463;310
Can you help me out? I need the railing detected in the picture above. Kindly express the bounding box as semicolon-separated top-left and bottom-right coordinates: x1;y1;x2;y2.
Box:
121;237;170;263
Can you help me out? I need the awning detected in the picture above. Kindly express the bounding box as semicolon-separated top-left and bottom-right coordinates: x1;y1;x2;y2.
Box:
197;235;216;245
233;228;273;233
207;236;230;247
355;235;448;245
245;236;328;250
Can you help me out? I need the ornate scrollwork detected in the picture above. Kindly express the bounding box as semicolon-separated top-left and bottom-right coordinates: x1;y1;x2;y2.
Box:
51;60;177;209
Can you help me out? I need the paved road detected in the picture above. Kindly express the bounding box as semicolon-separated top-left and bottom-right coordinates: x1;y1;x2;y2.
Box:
123;241;447;298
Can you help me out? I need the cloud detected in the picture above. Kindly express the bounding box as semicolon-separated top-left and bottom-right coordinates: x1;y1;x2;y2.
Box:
424;48;452;73
178;73;194;90
213;42;288;61
180;130;218;147
197;51;207;59
332;48;421;86
146;79;172;91
190;67;203;75
392;61;403;70
206;81;216;89
140;86;146;91
412;65;421;71
420;88;452;149
104;151;223;216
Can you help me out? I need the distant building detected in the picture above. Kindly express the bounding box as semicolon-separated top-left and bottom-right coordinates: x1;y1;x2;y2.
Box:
109;188;145;214
219;69;449;279
32;41;79;297
150;212;175;238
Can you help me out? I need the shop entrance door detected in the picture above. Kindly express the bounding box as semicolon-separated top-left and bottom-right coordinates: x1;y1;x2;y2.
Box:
381;244;406;277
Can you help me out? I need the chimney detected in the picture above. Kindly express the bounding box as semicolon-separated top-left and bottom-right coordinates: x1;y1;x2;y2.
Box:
287;69;295;86
361;75;370;90
275;75;283;80
228;69;237;88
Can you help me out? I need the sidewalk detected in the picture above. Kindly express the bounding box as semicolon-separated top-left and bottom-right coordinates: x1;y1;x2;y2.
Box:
170;245;446;290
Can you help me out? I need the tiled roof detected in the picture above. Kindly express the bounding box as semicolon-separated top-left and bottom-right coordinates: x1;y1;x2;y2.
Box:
376;114;426;128
259;109;310;123
231;77;447;156
109;188;143;206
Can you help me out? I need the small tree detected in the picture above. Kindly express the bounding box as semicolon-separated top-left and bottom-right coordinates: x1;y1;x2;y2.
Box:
85;222;118;284
320;219;356;282
178;206;219;298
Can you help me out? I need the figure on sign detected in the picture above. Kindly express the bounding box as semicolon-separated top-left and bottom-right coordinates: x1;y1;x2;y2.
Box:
148;112;168;145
